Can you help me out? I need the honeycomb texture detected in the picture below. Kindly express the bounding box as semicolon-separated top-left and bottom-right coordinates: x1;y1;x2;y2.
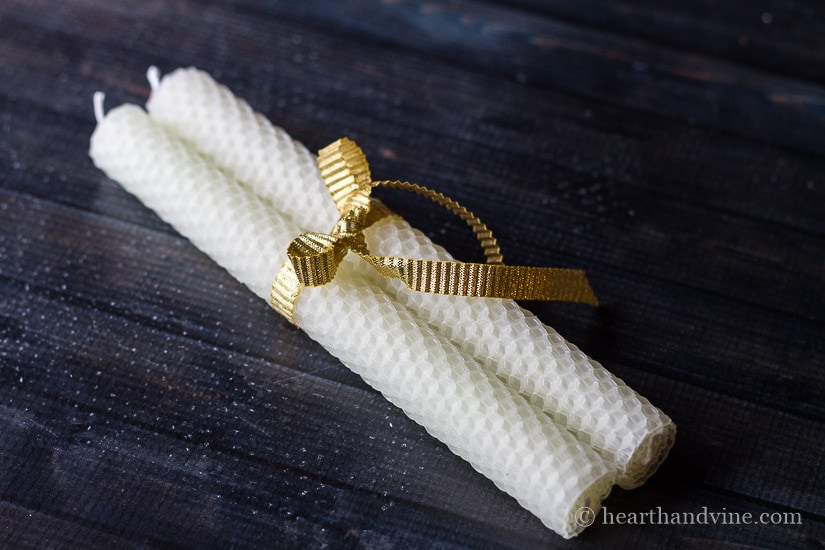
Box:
146;67;340;234
297;254;614;538
362;218;676;489
144;68;675;489
90;103;614;537
89;104;298;301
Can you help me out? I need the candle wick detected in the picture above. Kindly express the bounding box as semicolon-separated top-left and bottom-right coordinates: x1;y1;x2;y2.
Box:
93;92;106;123
147;66;161;91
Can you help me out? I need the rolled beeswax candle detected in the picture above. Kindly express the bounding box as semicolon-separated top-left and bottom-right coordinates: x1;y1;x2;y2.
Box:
146;67;676;488
91;101;295;298
145;67;340;234
89;102;614;537
363;218;675;488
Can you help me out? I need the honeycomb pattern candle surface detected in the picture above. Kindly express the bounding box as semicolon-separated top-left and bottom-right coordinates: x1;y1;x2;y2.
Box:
297;255;615;538
145;66;340;234
362;217;676;488
89;101;294;300
89;100;615;538
146;67;676;488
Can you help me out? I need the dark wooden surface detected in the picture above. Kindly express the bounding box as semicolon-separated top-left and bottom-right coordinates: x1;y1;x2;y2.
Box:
1;1;824;548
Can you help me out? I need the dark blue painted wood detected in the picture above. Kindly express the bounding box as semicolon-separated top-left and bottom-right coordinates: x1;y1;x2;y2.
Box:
0;0;823;548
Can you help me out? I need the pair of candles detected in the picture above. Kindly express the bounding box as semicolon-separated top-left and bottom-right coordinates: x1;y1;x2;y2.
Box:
90;67;674;537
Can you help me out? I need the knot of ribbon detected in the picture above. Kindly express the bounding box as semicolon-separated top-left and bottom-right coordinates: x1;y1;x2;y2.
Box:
270;138;598;324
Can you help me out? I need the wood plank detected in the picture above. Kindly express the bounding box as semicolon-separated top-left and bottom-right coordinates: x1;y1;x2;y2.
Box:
1;0;824;547
2;2;823;242
496;0;825;85
1;0;816;436
2;4;823;325
1;187;823;518
2;227;824;545
4;96;824;423
0;397;548;548
0;501;147;549
3;385;822;549
1;202;823;545
0;0;821;464
221;0;825;155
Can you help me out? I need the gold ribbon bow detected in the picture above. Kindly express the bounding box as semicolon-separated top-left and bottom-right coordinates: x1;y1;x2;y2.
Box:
270;138;598;324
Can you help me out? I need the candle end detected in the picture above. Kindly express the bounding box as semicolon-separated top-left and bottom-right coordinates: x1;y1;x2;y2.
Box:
93;92;106;123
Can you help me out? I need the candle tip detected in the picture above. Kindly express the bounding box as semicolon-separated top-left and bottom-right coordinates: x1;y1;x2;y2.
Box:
147;66;161;91
93;92;106;123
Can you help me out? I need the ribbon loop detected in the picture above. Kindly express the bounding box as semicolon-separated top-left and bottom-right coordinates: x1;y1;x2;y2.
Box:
271;137;598;324
319;138;373;213
287;232;348;287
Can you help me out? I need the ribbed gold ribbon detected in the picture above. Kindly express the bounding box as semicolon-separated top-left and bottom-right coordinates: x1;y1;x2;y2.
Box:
271;138;598;324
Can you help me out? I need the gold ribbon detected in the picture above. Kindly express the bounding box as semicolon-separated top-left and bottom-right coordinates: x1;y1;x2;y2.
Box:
271;138;598;324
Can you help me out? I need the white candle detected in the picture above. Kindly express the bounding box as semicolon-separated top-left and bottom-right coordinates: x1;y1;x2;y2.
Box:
90;99;294;300
89;101;614;537
145;67;676;488
145;67;340;234
363;217;675;488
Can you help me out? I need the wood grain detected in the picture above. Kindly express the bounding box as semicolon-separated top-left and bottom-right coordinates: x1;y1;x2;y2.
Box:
0;0;823;548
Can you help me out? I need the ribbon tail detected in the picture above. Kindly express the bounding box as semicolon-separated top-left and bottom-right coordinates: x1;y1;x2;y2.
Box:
360;254;599;305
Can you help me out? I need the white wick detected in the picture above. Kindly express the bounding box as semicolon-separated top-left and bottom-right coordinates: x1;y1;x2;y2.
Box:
93;92;106;123
147;66;161;91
